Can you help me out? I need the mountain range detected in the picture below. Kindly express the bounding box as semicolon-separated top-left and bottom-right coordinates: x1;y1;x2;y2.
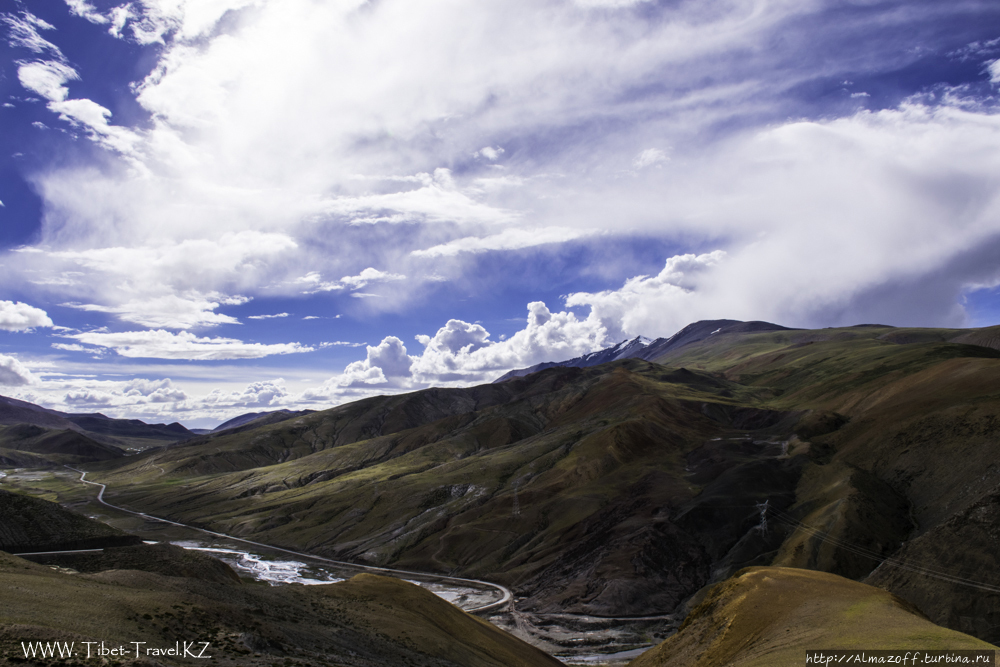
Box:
2;318;1000;664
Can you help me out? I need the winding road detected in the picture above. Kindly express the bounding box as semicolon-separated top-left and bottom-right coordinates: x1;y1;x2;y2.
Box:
64;466;513;613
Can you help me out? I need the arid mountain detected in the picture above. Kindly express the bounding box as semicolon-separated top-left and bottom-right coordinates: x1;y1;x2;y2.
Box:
25;320;1000;649
0;394;196;466
212;409;315;434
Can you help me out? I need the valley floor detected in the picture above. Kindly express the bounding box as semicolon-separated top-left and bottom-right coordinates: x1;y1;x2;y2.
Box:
0;467;662;664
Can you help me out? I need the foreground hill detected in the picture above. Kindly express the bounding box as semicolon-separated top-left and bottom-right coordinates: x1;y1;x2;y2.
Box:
0;550;560;667
0;488;141;553
82;321;1000;644
630;567;997;667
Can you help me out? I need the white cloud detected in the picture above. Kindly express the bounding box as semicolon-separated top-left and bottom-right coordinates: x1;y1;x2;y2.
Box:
3;11;63;57
320;336;415;389
298;267;405;294
312;301;610;391
16;59;143;156
64;377;187;407
574;0;652;7
66;329;313;360
565;251;726;341
52;343;103;355
989;59;1000;84
17;60;77;101
633;148;668;169
0;301;54;331
108;6;131;38
64;0;109;25
411;301;608;382
247;312;289;319
0;355;36;386
18;232;294;329
203;379;288;408
475;146;505;161
412;227;595;258
64;293;244;329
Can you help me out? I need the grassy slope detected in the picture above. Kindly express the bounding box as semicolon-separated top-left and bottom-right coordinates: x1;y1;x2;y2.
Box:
0;488;141;553
628;566;997;667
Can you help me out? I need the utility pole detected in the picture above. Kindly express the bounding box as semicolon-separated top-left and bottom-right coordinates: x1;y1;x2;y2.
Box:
756;499;769;535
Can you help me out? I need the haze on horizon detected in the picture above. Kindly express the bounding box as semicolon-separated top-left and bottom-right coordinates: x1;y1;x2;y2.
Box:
1;0;1000;428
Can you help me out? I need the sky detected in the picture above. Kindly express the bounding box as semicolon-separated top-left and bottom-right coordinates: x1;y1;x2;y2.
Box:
2;0;1000;428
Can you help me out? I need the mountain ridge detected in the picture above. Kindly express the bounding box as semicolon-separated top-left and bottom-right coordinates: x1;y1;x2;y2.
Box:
493;319;796;382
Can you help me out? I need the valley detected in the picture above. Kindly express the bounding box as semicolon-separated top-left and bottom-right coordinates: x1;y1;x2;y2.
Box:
2;320;1000;665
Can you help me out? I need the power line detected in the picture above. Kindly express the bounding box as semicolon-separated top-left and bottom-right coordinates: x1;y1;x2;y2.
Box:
766;506;1000;595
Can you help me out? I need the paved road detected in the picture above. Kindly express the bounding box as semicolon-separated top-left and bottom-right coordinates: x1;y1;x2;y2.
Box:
65;466;513;613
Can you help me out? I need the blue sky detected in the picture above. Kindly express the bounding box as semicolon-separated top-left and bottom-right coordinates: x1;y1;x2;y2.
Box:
2;0;1000;428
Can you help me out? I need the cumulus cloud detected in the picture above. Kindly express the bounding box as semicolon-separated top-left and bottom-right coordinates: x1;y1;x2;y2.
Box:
66;329;313;360
565;251;727;341
64;377;187;407
309;301;609;392
0;355;36;386
0;301;54;331
203;380;288;408
340;336;413;387
411;301;609;381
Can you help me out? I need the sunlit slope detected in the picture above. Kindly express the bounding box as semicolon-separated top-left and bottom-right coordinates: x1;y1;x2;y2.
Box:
93;363;800;616
628;567;997;667
0;552;559;667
